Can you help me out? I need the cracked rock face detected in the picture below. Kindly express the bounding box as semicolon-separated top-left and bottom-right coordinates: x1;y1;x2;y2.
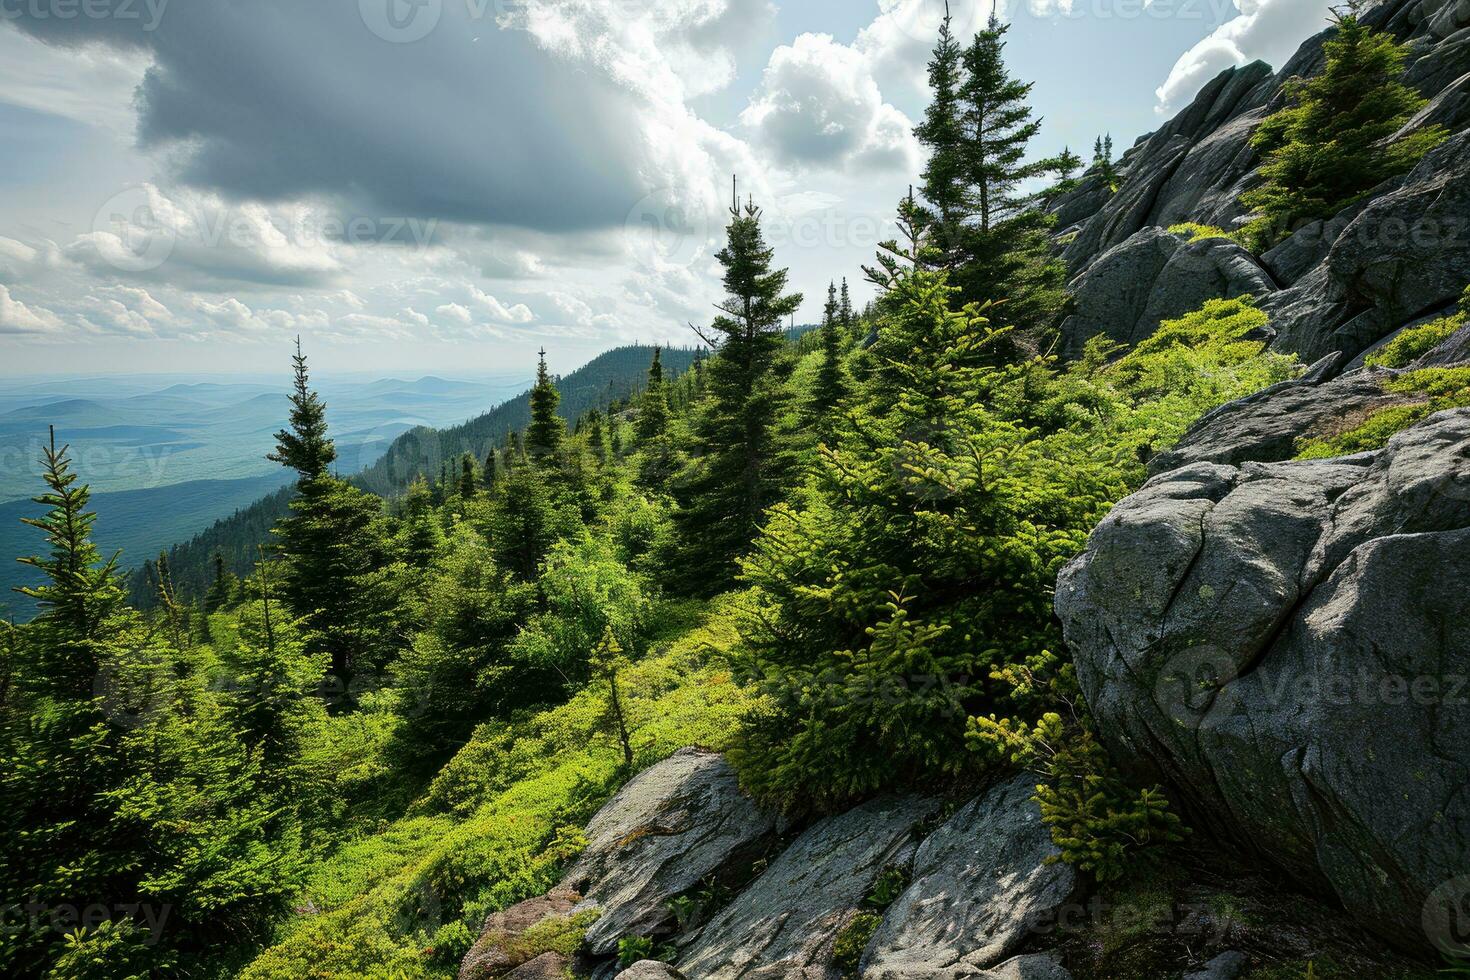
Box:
563;748;778;956
1059;227;1276;359
1056;409;1470;948
860;774;1076;979
677;795;940;980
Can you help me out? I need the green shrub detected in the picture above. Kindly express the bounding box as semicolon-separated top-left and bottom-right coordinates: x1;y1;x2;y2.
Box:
1297;367;1470;458
831;913;882;978
1167;223;1238;246
1366;313;1466;369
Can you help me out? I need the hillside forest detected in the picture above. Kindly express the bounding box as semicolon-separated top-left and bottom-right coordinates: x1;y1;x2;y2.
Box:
1;11;1459;980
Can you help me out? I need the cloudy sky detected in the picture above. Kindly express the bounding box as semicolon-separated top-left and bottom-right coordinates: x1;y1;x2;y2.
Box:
0;0;1332;377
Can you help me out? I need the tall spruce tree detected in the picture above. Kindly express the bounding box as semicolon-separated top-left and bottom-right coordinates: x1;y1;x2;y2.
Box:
526;349;565;462
671;183;802;592
458;453;478;499
809;281;848;434
267;342;396;687
913;14;1068;347
914;5;969;263
636;347;669;441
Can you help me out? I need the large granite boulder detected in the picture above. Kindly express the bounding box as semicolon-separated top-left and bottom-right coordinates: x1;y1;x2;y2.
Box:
1060;227;1276;358
1056;409;1470;949
563;748;778;955
860;774;1076;979
677;795;940;980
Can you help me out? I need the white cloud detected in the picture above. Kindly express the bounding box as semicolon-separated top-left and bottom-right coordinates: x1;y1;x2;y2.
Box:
64;184;347;289
435;303;474;326
0;285;64;335
742;32;920;173
468;286;536;324
1155;0;1334;112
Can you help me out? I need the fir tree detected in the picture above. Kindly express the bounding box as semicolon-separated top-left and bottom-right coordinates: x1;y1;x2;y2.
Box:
204;550;237;614
1092;134;1119;190
671;183;802;592
914;4;969;263
485;465;557;581
266;338;336;484
809;281;849;434
1241;13;1445;248
635;347;669;441
839;277;854;341
458;452;477;500
911;15;1068;346
267;343;397;687
526;349;565;462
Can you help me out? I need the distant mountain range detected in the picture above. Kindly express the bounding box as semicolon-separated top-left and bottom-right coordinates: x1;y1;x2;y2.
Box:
112;344;700;609
0;371;530;618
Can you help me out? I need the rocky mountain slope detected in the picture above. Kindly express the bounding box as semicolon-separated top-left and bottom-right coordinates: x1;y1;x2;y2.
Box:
456;1;1470;975
1052;0;1470;366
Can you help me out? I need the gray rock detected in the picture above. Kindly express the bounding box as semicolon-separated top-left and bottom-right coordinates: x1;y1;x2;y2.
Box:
1421;319;1470;365
975;954;1074;980
618;962;686;979
564;748;778;955
1183;950;1249;980
459;888;582;980
860;775;1075;979
1063;61;1273;275
501;952;570;980
1266;131;1470;361
677;795;940;980
1061;227;1275;358
1056;409;1470;948
1146;364;1406;474
1047;174;1114;231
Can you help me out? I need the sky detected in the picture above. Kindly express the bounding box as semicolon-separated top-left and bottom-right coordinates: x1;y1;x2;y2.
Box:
0;0;1334;378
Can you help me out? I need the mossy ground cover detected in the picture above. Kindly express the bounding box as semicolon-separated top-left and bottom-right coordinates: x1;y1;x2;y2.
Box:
240;599;755;979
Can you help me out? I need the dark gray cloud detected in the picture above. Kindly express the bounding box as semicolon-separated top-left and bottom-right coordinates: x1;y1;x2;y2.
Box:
7;0;651;232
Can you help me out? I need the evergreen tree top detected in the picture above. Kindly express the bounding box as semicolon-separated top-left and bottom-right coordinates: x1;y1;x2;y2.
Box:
268;338;337;484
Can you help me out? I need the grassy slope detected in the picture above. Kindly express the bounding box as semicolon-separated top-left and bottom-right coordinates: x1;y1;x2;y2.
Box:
240;598;754;979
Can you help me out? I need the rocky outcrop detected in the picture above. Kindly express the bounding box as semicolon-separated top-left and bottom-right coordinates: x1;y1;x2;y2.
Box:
677;795;940;980
860;774;1076;979
1143;359;1408;473
1055;408;1470;948
458;888;582;980
1061;61;1274;276
1265;131;1470;361
1060;227;1276;358
563;748;777;956
1055;0;1470;363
